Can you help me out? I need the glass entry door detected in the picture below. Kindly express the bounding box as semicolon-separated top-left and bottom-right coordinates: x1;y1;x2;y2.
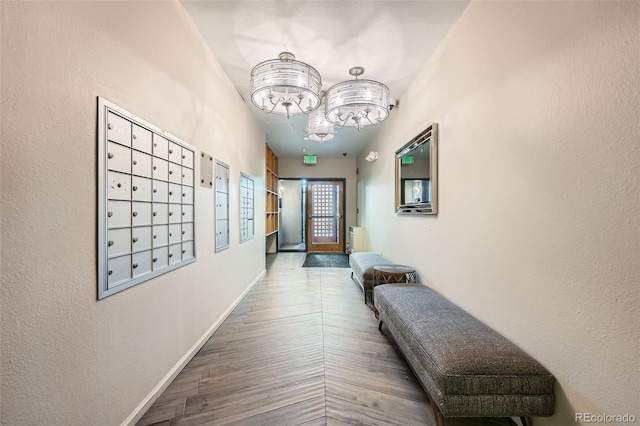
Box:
307;180;344;253
278;179;306;251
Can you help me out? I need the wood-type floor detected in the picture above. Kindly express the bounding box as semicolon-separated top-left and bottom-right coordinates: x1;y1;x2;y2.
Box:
137;253;515;426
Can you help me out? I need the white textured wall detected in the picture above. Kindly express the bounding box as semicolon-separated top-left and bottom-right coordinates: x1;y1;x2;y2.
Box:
279;158;358;236
358;1;639;425
1;2;265;425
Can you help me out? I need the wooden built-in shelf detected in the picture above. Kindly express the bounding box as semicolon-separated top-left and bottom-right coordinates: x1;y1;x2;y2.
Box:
265;144;279;238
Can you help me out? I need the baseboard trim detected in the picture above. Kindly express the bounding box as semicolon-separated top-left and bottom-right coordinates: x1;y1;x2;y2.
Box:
122;269;266;426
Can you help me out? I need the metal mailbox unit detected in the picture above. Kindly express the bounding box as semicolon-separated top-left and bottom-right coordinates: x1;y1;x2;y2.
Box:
214;160;230;252
97;97;196;299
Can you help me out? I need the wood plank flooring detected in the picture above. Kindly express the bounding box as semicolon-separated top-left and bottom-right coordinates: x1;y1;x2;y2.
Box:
136;253;514;426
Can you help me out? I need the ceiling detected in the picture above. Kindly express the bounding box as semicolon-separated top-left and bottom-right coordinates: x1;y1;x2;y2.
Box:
181;1;469;159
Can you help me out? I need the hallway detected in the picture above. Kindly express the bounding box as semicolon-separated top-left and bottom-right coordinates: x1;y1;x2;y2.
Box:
137;253;514;426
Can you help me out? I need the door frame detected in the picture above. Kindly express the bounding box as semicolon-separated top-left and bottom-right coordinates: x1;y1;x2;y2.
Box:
306;178;346;253
277;178;307;252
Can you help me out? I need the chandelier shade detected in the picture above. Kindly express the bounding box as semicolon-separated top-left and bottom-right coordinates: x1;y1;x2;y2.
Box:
325;67;390;130
250;52;322;118
305;100;335;142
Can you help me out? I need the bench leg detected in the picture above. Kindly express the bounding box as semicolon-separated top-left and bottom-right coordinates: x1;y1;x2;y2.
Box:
378;319;383;331
429;399;445;426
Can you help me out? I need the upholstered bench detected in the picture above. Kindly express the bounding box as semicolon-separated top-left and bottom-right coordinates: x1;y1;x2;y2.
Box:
374;284;555;426
349;252;392;304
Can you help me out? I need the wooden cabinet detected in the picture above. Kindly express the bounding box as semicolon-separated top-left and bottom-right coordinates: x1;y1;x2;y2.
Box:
265;144;279;254
265;144;279;237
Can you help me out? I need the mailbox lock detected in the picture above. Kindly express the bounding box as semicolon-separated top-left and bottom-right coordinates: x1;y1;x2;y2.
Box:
152;211;157;216
108;270;113;275
133;186;138;191
107;211;113;217
169;191;173;195
169;170;173;175
182;230;185;235
182;250;186;254
169;253;173;258
153;235;157;239
153;257;158;262
132;237;138;243
108;124;113;130
108;153;114;159
108;240;114;246
169;149;173;154
132;263;139;269
132;212;138;217
169;212;173;216
132;160;137;165
153;189;158;193
132;134;137;140
153;166;157;170
169;232;172;236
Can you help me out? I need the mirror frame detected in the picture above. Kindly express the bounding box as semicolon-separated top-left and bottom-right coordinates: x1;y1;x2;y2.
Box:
395;123;438;215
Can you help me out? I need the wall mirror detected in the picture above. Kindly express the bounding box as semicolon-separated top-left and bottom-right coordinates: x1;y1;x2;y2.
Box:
395;123;438;215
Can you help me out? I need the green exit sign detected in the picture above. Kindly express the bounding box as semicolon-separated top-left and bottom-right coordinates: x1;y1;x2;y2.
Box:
303;154;317;164
401;155;414;164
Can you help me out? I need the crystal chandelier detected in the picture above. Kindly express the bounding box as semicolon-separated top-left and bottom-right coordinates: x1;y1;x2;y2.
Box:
325;67;390;130
305;95;335;142
250;52;322;118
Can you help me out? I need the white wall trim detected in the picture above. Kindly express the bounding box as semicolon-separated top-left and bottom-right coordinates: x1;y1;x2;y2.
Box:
122;269;266;426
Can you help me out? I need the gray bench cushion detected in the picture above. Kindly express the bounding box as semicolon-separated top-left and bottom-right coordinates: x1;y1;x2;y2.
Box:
349;252;391;290
375;284;555;417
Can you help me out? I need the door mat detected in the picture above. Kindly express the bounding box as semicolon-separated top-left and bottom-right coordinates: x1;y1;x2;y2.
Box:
302;253;350;268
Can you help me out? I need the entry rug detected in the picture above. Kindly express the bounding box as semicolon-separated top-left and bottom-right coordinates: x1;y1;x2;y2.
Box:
302;253;350;268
